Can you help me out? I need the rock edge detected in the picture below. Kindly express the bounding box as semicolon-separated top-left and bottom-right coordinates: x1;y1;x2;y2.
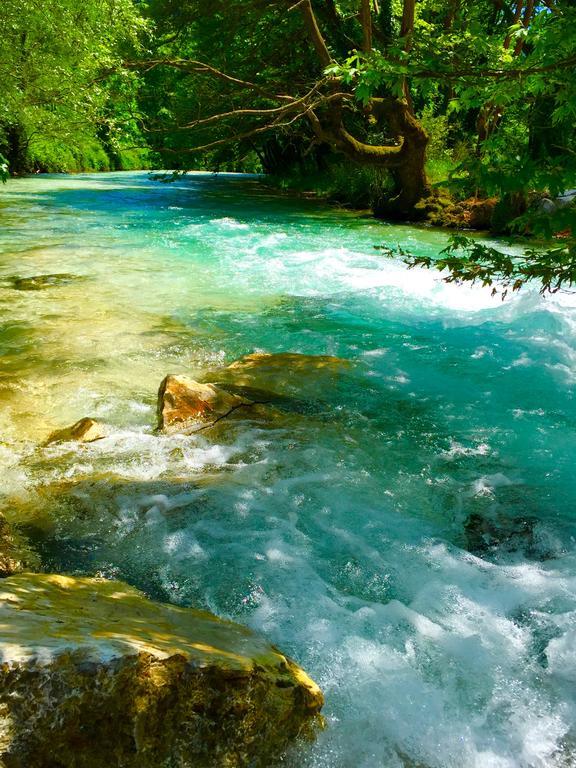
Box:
0;573;323;768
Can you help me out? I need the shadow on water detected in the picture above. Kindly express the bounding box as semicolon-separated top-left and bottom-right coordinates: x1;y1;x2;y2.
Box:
2;172;361;229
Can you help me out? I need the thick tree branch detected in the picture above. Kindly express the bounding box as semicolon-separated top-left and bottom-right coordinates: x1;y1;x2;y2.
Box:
306;96;426;169
292;0;333;68
513;0;535;56
179;82;327;129
360;0;373;53
123;51;576;95
504;0;524;49
153;92;350;147
400;0;416;43
399;0;416;112
388;53;576;80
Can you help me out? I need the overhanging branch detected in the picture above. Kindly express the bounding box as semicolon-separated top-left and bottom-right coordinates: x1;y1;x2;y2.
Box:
123;58;295;102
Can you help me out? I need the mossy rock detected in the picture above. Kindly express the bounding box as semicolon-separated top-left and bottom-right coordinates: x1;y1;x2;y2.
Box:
0;573;323;768
0;513;40;577
10;274;83;291
418;192;498;230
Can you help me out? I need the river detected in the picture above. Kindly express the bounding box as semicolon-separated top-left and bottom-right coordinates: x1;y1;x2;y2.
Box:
1;171;575;767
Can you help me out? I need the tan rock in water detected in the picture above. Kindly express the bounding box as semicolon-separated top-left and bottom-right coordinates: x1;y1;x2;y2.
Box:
157;374;256;434
157;355;353;435
0;573;323;768
45;417;106;445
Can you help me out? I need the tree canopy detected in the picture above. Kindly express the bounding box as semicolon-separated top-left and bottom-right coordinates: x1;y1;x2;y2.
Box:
127;1;575;208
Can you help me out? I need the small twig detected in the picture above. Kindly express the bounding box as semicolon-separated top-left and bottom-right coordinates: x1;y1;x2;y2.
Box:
176;400;272;435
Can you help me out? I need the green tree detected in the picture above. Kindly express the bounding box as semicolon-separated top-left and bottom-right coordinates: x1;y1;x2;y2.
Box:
129;0;574;226
128;0;431;216
0;0;146;173
382;0;576;293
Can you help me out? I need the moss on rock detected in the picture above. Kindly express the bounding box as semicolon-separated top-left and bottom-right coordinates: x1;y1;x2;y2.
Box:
0;573;323;767
0;514;40;577
416;193;498;230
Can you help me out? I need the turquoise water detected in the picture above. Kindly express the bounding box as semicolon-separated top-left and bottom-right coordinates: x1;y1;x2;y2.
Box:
1;171;576;767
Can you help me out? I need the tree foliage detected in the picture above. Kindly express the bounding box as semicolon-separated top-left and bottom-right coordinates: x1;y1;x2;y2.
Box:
380;230;575;297
0;0;147;172
127;0;432;215
126;0;575;221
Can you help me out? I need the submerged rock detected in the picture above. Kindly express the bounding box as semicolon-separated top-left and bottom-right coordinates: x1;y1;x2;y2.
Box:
0;513;40;577
538;189;576;214
10;273;81;291
464;511;538;557
157;374;260;434
45;417;106;445
207;352;353;401
0;573;323;768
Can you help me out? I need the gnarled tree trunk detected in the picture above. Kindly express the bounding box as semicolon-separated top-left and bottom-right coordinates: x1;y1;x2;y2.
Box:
1;124;28;175
297;0;430;218
384;141;429;217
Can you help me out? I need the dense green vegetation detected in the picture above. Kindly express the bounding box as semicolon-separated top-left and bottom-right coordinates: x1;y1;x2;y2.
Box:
0;0;152;174
1;0;575;290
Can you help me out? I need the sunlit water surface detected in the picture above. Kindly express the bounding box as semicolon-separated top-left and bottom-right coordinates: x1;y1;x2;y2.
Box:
1;172;576;768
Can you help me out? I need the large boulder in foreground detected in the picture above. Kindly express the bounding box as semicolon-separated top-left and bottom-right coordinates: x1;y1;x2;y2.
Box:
0;573;323;768
157;374;259;434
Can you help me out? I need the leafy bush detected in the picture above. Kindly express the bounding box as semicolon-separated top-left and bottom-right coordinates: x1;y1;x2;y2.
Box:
0;153;8;182
272;161;394;210
420;106;459;185
28;137;112;173
116;148;157;170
